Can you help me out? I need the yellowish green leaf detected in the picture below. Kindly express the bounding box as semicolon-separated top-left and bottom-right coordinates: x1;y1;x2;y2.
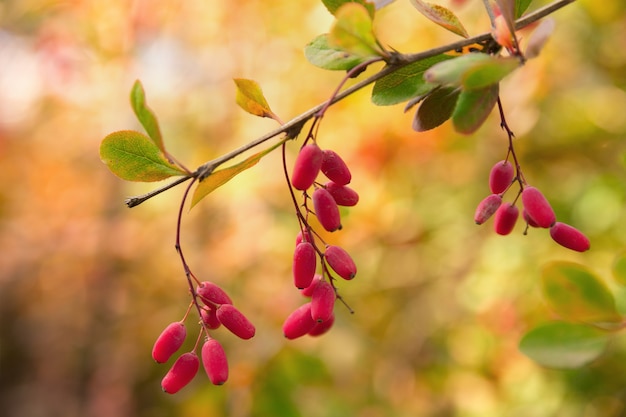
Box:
328;3;386;58
409;0;468;38
461;56;520;90
304;34;369;71
234;78;278;120
130;80;166;155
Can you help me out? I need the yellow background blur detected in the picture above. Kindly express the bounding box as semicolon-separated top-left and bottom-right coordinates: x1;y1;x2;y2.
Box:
1;0;626;416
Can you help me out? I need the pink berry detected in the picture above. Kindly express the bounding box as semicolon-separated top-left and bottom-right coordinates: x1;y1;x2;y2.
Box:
291;143;323;191
325;245;357;280
311;280;335;323
295;229;313;246
523;209;540;228
325;181;359;207
550;222;590;252
312;188;342;232
321;149;352;185
197;281;232;306
489;160;514;194
216;304;256;340
161;352;199;394
293;241;317;289
201;338;229;386
300;274;323;297
200;307;221;330
152;322;187;364
308;313;335;337
474;194;502;225
494;203;519;235
283;302;317;339
521;186;556;228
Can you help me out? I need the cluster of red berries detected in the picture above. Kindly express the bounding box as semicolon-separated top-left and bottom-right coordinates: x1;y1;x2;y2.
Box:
284;142;359;338
152;281;255;393
474;159;590;252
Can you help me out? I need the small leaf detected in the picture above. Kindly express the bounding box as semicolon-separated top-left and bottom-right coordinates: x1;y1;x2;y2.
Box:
100;130;187;182
452;83;499;134
413;87;460;132
612;251;626;286
525;18;555;59
461;56;520;90
130;80;166;155
541;261;622;325
409;0;468;38
304;34;369;71
234;78;278;120
322;0;375;18
328;3;386;58
191;138;288;207
423;53;493;87
372;54;452;106
514;0;533;18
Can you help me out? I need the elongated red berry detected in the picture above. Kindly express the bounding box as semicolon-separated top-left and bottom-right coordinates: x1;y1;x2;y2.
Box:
523;209;540;228
293;241;317;289
300;274;323;297
325;181;359;207
201;338;229;385
308;313;335;337
321;149;352;185
201;307;221;330
216;304;256;340
474;194;502;225
489;160;514;194
521;186;556;228
311;280;335;323
283;302;316;339
291;143;323;190
295;229;313;246
325;245;357;280
161;352;199;394
494;202;519;235
550;222;590;252
152;322;187;363
197;281;232;306
312;188;342;232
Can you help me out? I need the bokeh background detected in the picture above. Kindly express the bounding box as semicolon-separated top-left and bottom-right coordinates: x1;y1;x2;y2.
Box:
1;0;626;416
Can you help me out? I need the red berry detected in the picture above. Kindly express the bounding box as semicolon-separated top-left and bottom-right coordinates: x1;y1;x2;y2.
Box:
216;304;256;340
201;338;229;385
308;313;335;337
521;186;556;228
200;307;221;330
523;209;540;228
295;229;313;246
312;188;342;232
161;352;199;394
550;222;590;252
152;322;187;364
489;160;514;194
197;281;232;306
311;280;335;323
494;203;519;235
325;245;357;280
300;274;323;297
291;143;323;191
474;194;502;225
283;302;317;339
325;181;359;207
321;149;352;185
293;241;317;289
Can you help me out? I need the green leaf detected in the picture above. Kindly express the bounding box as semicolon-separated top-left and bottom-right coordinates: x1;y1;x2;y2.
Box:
371;54;452;106
328;3;385;58
515;0;533;18
541;261;622;325
304;34;370;71
130;80;166;155
452;83;499;134
612;251;626;286
519;321;610;369
409;0;468;38
423;53;493;87
191;138;287;208
100;130;187;182
461;56;520;90
234;78;278;120
322;0;375;18
413;87;460;132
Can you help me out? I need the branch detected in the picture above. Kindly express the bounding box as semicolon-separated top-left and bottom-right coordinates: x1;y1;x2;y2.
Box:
127;0;576;207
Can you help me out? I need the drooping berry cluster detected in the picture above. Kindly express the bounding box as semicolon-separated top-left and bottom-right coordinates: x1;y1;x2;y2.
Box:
284;142;359;338
152;280;255;393
474;159;590;252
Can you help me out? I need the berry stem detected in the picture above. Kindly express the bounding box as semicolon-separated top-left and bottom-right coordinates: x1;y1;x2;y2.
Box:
496;96;527;191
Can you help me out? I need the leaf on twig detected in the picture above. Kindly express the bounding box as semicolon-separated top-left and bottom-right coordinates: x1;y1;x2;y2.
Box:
322;0;375;18
460;56;520;90
413;87;460;132
100;130;187;182
234;78;279;121
130;80;166;155
304;34;370;71
328;3;386;59
452;83;499;134
515;0;533;18
409;0;468;38
423;53;493;87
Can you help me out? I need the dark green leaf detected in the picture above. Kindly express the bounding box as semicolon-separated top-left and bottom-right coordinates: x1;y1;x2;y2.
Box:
100;130;186;182
304;34;369;71
542;261;622;325
519;321;609;369
452;83;499;134
515;0;533;18
130;80;166;155
322;0;375;18
413;87;460;132
328;3;385;58
372;54;452;106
